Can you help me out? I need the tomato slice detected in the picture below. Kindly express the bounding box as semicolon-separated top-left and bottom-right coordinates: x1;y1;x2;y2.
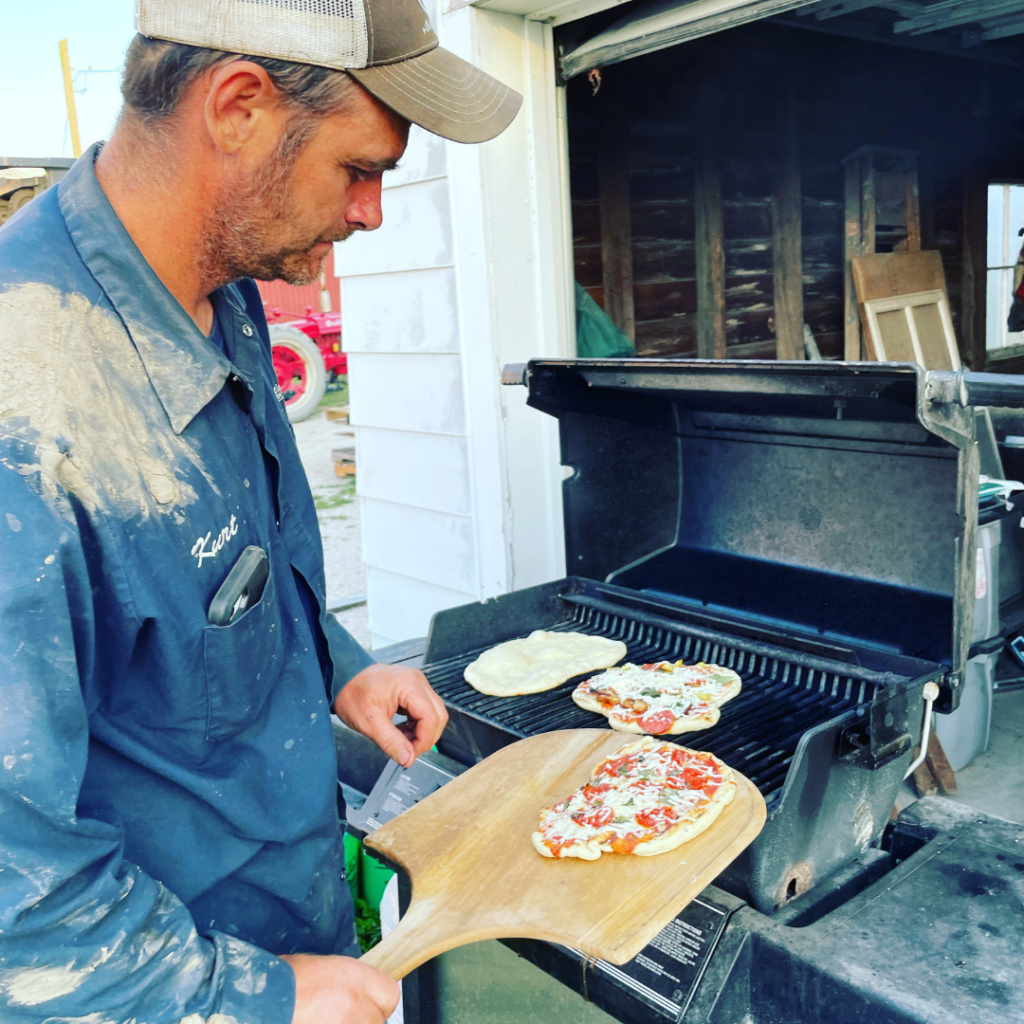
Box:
581;783;612;802
610;832;642;854
572;805;614;829
639;708;676;734
636;805;679;830
545;838;577;857
596;754;635;778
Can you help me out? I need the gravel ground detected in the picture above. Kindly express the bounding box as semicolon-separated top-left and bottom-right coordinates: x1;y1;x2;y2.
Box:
292;408;371;649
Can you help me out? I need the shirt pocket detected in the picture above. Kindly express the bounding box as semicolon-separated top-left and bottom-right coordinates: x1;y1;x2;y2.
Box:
202;562;284;742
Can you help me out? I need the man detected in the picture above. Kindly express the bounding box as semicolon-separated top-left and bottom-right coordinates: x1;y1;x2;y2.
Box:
0;0;520;1020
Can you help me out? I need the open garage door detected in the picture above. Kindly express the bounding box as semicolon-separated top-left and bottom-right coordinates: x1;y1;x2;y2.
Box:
560;0;816;77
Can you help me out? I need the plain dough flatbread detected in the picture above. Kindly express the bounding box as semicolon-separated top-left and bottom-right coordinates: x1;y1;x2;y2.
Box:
464;630;627;697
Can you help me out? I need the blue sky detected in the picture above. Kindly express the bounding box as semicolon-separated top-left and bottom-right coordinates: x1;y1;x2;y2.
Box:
2;0;135;158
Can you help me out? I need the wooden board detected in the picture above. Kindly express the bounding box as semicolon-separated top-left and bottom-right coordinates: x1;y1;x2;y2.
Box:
851;252;957;367
771;80;804;361
360;729;766;979
851;250;947;306
861;288;960;369
694;77;726;360
911;729;957;798
598;126;636;343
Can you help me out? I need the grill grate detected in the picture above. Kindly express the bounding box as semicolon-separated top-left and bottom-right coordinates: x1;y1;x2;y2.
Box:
424;600;883;803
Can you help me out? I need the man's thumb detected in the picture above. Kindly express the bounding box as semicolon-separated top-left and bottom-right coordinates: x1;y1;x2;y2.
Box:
378;723;414;767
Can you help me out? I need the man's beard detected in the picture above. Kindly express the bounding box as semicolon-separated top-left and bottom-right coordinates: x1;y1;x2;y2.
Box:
201;144;354;289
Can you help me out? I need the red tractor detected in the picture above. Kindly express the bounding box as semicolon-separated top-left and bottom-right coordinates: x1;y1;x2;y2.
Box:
265;305;347;423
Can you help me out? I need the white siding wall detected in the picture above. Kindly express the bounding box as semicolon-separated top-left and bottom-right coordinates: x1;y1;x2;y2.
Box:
336;4;573;647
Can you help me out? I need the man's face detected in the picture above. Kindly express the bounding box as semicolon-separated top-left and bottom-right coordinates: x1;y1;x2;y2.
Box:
208;84;409;287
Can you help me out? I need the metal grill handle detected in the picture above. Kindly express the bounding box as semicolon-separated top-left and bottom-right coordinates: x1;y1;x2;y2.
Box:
903;681;940;780
926;369;1024;408
501;363;528;386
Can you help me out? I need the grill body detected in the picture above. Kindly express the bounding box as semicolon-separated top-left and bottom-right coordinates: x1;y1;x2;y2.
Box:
425;577;940;914
421;360;987;913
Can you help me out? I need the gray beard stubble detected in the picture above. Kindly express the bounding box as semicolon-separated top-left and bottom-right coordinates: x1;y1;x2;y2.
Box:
201;133;354;289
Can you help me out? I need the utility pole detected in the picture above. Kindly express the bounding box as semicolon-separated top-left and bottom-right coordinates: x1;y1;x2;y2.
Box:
59;38;82;158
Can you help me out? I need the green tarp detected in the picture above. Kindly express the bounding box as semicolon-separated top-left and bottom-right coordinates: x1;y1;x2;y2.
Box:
575;282;635;358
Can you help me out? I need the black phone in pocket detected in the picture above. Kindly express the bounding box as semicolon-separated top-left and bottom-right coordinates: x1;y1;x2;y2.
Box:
208;546;270;626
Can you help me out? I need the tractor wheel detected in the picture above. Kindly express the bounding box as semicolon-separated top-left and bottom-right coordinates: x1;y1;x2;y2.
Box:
270;324;327;423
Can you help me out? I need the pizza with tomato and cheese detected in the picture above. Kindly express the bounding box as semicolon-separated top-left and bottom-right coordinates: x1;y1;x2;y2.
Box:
572;660;742;735
532;738;736;860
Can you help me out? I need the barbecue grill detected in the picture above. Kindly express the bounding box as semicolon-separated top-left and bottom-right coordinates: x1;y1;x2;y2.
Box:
424;576;936;913
344;360;1024;1024
421;359;1002;913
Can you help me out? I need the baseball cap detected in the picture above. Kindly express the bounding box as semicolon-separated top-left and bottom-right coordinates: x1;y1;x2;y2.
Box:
135;0;522;144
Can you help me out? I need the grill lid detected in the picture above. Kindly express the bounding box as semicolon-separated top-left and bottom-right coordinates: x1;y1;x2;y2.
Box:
514;359;979;709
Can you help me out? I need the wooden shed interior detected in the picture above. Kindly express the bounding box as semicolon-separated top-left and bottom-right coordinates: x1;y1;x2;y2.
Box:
562;14;1024;371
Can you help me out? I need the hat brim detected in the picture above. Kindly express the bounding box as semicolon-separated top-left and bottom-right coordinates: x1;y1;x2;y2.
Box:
350;46;522;144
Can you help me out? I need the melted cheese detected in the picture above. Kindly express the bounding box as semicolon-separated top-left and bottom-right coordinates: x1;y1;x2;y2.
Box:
537;743;727;854
576;661;739;726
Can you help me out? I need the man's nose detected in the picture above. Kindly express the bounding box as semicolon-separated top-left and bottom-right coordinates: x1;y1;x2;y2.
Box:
344;180;384;232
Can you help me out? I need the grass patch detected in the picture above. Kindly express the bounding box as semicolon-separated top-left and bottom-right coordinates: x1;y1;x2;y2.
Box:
313;475;355;518
318;375;350;411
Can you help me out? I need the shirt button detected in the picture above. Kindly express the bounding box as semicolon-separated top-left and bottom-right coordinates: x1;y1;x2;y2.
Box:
242;324;253;337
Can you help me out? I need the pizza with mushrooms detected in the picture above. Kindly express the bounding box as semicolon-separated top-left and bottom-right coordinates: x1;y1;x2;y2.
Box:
572;660;741;735
532;738;736;860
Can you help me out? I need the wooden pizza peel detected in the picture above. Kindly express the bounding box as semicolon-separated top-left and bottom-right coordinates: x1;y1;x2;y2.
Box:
360;728;766;979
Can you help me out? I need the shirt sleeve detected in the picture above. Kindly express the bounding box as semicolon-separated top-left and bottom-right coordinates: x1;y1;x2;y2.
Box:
0;452;296;1024
324;613;376;705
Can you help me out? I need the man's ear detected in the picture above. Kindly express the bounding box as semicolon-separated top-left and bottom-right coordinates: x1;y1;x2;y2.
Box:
203;61;286;155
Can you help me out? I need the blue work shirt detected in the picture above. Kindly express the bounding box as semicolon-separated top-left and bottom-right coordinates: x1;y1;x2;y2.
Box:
0;145;375;1023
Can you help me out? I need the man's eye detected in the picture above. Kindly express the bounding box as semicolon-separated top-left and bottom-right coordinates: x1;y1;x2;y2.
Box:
346;166;374;183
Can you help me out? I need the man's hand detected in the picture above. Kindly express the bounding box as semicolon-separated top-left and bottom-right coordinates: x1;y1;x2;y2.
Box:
333;663;448;767
282;954;399;1024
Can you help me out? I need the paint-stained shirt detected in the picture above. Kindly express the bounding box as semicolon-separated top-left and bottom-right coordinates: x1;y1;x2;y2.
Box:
0;145;375;1023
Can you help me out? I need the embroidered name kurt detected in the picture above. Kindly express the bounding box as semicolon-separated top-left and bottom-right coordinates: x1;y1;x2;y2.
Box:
191;515;239;566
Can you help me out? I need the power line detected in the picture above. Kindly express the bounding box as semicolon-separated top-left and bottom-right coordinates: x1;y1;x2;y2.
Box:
73;68;120;95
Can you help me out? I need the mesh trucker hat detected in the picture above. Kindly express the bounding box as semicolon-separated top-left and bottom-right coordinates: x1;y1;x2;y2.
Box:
135;0;522;143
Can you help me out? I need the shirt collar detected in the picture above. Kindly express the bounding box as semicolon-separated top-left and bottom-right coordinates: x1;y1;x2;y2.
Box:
219;291;268;428
210;286;268;429
58;143;231;435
